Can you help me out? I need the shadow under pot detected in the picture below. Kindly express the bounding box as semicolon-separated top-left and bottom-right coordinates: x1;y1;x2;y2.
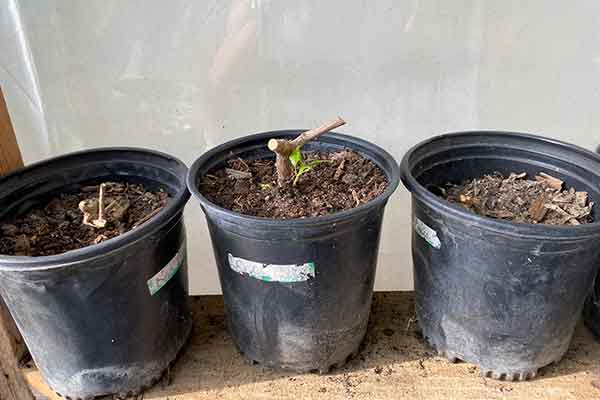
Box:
0;148;191;400
401;131;600;381
187;131;400;373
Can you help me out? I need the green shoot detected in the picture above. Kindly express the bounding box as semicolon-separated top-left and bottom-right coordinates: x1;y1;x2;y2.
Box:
258;183;271;190
289;148;326;186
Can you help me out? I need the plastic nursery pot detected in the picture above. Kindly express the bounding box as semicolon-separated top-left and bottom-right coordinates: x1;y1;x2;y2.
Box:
401;131;600;381
583;283;600;338
188;131;399;372
583;144;600;338
0;148;192;400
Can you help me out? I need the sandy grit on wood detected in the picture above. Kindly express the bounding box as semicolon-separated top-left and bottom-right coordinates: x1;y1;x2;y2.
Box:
22;292;600;400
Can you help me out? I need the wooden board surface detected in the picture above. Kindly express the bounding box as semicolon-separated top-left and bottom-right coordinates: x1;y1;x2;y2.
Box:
0;86;33;400
23;292;600;400
0;87;24;175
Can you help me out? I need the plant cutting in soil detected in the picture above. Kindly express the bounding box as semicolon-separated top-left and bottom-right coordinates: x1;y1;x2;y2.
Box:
0;182;170;256
440;172;594;225
199;117;389;218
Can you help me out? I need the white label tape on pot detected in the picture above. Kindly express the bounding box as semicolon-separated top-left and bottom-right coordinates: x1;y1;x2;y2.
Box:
147;245;186;295
415;218;441;249
228;253;315;283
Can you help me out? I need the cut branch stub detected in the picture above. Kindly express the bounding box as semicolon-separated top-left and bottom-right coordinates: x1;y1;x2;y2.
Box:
268;116;346;186
92;183;107;228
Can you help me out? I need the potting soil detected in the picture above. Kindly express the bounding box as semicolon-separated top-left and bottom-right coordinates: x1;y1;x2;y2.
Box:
0;182;170;256
442;172;594;225
199;150;389;218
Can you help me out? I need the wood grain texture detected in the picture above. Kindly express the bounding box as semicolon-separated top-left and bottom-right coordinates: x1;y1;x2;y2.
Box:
23;370;61;400
0;88;24;175
0;301;27;363
0;86;33;400
1;321;33;400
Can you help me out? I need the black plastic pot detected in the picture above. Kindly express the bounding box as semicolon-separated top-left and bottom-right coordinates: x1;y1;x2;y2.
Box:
401;131;600;381
188;131;399;372
0;148;192;399
583;144;600;338
584;283;600;338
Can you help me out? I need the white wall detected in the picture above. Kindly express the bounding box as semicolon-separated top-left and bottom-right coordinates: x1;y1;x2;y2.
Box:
2;0;600;294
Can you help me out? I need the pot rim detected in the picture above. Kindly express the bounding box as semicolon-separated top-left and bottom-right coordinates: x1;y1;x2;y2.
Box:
401;130;600;238
0;147;190;271
187;130;400;227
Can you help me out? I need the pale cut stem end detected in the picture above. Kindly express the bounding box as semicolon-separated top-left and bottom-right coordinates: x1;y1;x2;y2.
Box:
267;139;279;152
98;184;105;222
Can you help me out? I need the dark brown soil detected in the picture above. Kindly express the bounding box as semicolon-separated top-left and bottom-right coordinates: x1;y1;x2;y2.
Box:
441;172;594;225
0;182;170;256
199;150;389;219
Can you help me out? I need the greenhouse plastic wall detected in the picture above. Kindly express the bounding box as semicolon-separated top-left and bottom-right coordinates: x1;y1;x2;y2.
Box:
1;0;600;294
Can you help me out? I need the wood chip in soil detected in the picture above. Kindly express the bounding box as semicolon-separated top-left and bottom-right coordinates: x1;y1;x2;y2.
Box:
199;150;389;219
441;172;594;225
0;182;170;256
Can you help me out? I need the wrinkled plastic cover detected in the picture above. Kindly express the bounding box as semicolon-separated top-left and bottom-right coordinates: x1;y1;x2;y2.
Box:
2;0;600;293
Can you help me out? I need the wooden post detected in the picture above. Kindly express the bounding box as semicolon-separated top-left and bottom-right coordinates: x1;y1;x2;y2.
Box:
0;87;34;400
0;88;24;173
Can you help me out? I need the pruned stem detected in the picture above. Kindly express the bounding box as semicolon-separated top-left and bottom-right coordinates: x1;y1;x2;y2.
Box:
273;153;293;186
92;183;107;228
268;116;346;186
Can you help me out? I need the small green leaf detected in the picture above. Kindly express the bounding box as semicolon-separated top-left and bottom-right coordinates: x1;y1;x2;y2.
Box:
306;160;324;168
258;183;271;190
299;165;311;175
289;148;302;169
290;152;329;186
293;165;311;186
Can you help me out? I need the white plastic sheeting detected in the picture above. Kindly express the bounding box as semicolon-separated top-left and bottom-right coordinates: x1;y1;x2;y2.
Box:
2;0;600;294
